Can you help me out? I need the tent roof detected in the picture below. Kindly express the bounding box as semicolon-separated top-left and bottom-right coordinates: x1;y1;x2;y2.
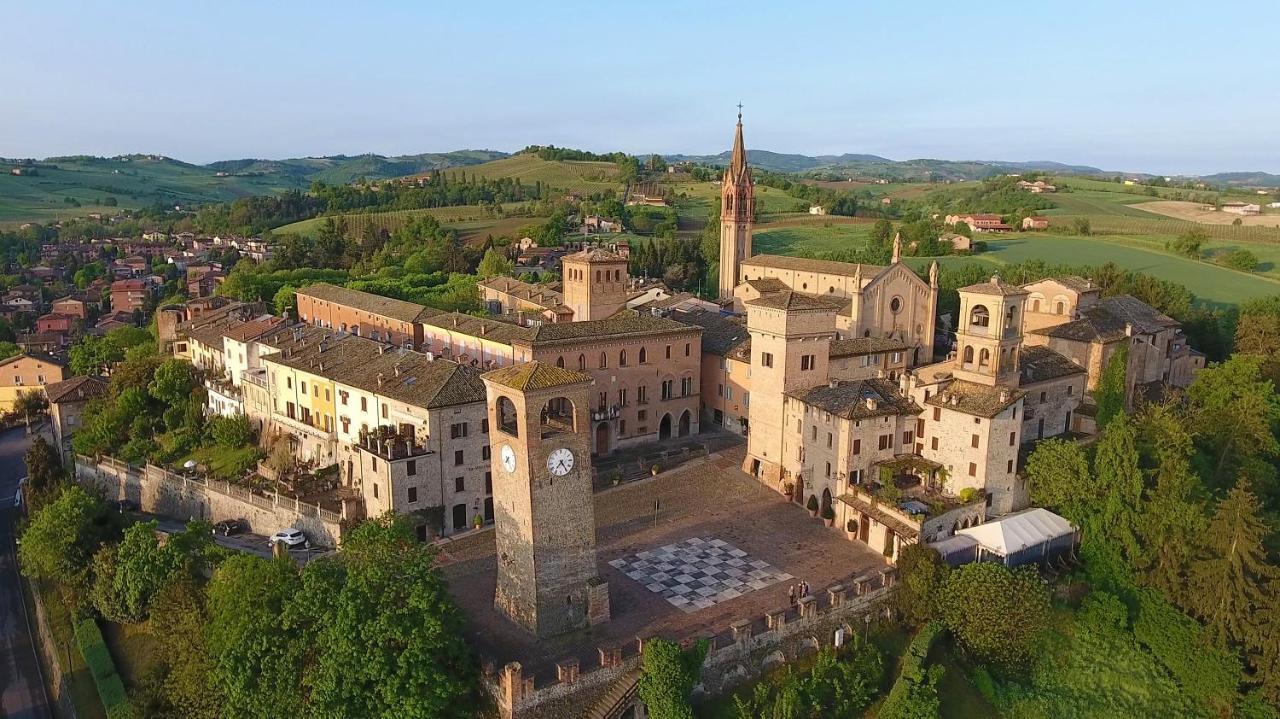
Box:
928;533;978;558
956;508;1075;556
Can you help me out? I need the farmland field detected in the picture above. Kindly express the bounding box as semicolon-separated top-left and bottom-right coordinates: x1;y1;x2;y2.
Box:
273;203;535;237
1133;200;1280;226
753;222;878;255
448;154;622;194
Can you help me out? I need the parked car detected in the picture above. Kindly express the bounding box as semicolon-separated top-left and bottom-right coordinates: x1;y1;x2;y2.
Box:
268;528;309;549
114;499;138;513
212;519;248;537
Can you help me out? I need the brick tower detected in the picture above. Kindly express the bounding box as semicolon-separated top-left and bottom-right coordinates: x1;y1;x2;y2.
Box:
482;362;610;638
562;247;629;321
719;109;754;299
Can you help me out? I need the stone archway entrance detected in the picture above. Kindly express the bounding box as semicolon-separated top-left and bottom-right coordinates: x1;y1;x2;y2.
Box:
595;422;611;455
677;409;691;438
659;413;672;440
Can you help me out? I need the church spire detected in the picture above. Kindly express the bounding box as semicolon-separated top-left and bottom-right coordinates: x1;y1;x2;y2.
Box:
729;104;748;180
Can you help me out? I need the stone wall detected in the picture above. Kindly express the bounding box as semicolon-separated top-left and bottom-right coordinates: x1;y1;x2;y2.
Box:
28;579;79;719
75;455;345;547
488;566;896;719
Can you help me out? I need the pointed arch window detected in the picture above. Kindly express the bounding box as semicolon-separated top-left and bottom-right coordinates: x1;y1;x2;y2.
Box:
979;348;991;367
578;354;586;370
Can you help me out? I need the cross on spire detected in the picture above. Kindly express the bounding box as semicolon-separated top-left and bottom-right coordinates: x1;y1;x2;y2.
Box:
736;102;743;122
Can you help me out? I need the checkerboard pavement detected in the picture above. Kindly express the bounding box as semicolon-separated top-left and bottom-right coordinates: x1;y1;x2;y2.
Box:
607;536;793;613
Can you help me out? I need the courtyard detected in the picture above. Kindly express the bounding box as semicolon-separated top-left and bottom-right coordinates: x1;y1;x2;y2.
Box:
439;445;891;683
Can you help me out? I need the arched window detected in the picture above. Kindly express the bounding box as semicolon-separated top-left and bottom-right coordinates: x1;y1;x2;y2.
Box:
639;347;647;364
1005;305;1017;329
578;354;586;370
555;356;565;368
726;195;734;212
970;304;990;327
599;352;608;369
540;397;576;438
619;349;628;367
596;270;601;282
962;346;974;364
614;269;620;281
1055;301;1065;315
979;348;991;367
1032;299;1041;312
497;396;519;437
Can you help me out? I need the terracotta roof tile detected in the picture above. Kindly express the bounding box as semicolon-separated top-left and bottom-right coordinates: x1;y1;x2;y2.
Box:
483;361;592;391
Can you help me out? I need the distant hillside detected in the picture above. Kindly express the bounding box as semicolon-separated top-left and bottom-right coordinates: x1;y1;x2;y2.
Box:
449;154;624;194
0;150;507;225
1199;171;1280;188
665;150;1104;180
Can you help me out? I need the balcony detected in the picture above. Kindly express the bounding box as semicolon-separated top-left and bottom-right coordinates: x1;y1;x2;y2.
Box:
592;405;621;422
356;425;431;461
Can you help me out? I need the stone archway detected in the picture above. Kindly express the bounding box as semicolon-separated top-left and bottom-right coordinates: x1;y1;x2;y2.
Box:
677;409;691;438
659;413;673;440
594;422;611;455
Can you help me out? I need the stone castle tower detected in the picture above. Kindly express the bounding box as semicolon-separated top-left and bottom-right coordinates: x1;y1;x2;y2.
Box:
718;110;754;299
562;248;629;321
952;276;1028;387
482;362;610;638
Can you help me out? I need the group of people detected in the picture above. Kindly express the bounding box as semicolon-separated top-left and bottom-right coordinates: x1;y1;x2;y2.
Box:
787;580;811;607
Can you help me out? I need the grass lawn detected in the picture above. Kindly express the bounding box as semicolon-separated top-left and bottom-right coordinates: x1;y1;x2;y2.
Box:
30;581;107;719
274;202;535;236
932;641;1000;719
462;155;622;194
182;444;262;480
753;223;877;255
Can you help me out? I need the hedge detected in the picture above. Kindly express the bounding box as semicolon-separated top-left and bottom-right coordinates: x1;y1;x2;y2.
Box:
878;621;944;719
73;618;133;719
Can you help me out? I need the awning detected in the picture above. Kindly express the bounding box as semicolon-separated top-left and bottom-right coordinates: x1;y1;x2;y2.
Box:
956;507;1075;556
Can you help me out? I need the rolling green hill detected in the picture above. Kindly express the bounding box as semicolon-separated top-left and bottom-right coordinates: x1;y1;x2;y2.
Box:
447;154;624;194
0;150;507;226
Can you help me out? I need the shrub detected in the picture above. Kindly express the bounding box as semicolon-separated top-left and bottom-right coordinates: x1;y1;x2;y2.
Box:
75;618;134;719
806;495;819;512
958;487;979;504
820;504;835;521
879;622;944;719
209;414;253;448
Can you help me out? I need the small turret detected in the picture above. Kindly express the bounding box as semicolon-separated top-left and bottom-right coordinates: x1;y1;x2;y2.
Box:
891;233;902;263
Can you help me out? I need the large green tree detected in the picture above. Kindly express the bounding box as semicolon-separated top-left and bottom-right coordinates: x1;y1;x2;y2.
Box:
148;579;222;719
1186;482;1277;650
1094;346;1128;430
1186;355;1280;488
937;563;1050;671
17;485;116;605
638;638;708;719
1092;415;1146;565
1025;438;1096;524
894;543;950;626
92;519;214;623
1132;405;1206;605
206;555;306;719
288;514;477;719
1234;295;1280;385
22;435;64;510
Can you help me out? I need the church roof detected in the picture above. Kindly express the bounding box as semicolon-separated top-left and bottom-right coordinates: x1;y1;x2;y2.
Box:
960;275;1028;297
483;361;592;391
742;277;789;294
1026;275;1097;293
829;336;910;358
740;254;885;280
744;290;844;312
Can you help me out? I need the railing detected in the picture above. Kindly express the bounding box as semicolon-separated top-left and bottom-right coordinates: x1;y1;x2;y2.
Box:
591;406;620;421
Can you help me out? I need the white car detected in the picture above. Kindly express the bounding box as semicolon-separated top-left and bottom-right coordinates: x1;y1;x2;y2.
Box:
268;528;309;549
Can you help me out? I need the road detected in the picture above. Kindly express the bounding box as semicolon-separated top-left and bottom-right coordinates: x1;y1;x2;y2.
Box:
0;426;54;719
146;514;328;565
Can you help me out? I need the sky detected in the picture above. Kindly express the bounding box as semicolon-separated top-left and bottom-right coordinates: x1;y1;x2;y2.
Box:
1;0;1276;176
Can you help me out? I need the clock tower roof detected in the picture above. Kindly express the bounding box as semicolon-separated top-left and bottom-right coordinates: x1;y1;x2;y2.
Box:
482;361;592;392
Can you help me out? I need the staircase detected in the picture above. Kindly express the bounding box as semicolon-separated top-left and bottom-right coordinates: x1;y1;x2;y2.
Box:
586;668;642;719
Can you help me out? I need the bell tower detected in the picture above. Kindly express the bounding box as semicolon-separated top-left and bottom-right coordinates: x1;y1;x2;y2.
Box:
718;107;754;299
952;275;1027;387
482;362;610;638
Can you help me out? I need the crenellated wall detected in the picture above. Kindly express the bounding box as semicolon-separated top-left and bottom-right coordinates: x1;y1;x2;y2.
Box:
486;566;898;719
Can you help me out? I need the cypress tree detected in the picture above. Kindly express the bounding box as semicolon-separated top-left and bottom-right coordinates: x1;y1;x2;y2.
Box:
1186;481;1278;649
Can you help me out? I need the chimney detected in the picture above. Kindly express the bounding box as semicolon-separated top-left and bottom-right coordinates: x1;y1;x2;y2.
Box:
317;361;324;372
999;388;1010;402
865;398;878;410
394;364;402;377
377;372;385;388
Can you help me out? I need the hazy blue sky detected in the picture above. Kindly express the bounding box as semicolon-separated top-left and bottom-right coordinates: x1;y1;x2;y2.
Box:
2;1;1275;175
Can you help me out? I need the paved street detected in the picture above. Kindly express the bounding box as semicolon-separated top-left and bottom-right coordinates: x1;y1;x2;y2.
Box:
0;426;54;719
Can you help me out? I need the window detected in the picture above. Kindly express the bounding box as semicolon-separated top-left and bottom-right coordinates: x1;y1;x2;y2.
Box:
661;380;674;400
639;347;647;363
360;397;368;411
340;391;348;406
826;432;833;448
485;472;492;493
970;304;990;327
454;449;464;466
556;356;564;368
301;380;307;394
931;437;939;450
717;384;723;397
373;483;379;499
685;343;690;357
903;431;914;445
598;391;608;409
681;377;692;396
1007;460;1014;473
599;352;608;369
637;385;648;404
407;460;417;476
878;434;891;450
1067;385;1074;396
408;486;418;503
761;352;774;368
824;462;831;478
811;426;818;440
726;386;733;400
482;446;491;460
381;405;388;419
932;407;940;421
800;354;815;371
1039;391;1047;403
619;388;628;406
481;418;489;433
971;434;980;449
578;354;586;370
286;376;293;389
450;422;468;439
619;349;627;367
1009;431;1016;446
968;462;977;477
665;345;672;360
853;439;861;455
454;477;465;492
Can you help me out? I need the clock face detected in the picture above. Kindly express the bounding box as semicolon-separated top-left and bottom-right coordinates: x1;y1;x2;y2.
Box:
500;445;517;473
547;447;574;476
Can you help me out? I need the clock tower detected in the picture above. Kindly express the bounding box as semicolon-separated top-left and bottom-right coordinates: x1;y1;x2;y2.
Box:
481;361;610;638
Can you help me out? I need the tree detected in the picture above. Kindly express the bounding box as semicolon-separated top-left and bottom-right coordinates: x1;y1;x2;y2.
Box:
288;513;477;719
1025;438;1096;524
869;219;894;254
92;519;214;623
209;414;253;448
1093;414;1146;566
22;435;63;508
1234;295;1280;385
1072;217;1092;236
17;485;116;605
638;638;708;719
13;388;48;428
1171;227;1208;259
272;283;297;316
1225;248;1259;272
937;563;1050;670
1186;355;1280;487
1095;346;1128;430
894;544;950;625
0;340;18;360
147;579;222;719
475;247;514;278
149;358;199;406
1186;482;1277;650
1132;404;1206;606
206;555;305;719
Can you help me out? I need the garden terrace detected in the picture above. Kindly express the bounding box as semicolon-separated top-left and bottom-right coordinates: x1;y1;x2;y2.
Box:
356;424;430;461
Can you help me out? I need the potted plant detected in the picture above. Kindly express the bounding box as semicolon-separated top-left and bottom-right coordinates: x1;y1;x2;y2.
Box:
820;504;835;527
806;495;819;518
611;469;623;486
782;481;795;500
845;519;859;539
473;514;483;530
650;464;660;477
